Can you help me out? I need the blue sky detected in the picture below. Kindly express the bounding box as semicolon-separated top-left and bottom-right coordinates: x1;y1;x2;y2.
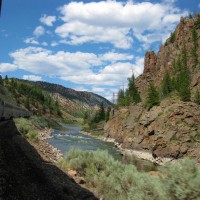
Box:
0;0;200;101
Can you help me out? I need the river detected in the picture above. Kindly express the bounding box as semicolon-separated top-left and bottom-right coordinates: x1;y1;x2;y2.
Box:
47;124;122;160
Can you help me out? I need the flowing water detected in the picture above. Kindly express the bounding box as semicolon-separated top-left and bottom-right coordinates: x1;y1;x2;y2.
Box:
48;124;157;171
47;124;122;160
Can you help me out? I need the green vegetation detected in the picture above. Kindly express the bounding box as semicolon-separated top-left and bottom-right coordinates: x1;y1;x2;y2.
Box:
194;13;200;29
161;70;173;97
145;83;160;109
83;102;109;131
175;48;191;101
169;32;176;44
14;118;38;142
60;149;200;200
192;27;199;67
3;78;62;116
165;31;176;46
14;116;61;142
117;74;141;106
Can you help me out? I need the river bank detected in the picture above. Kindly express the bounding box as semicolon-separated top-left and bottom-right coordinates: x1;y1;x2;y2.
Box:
81;130;175;166
30;128;63;163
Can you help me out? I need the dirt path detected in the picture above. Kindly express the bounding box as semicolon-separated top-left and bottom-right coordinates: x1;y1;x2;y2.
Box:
0;120;98;200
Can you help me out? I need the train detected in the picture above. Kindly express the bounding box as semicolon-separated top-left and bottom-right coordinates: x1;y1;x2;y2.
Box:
0;99;32;120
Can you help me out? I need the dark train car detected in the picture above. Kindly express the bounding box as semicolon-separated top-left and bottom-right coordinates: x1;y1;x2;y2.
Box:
0;99;32;120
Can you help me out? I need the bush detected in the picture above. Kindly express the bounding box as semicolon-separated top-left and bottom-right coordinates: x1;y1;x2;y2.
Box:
60;149;200;200
159;158;200;200
27;130;38;142
15;118;33;136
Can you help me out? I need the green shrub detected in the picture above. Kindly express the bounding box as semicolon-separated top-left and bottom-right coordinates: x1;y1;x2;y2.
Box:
27;130;38;142
159;158;200;200
60;149;200;200
15;118;33;136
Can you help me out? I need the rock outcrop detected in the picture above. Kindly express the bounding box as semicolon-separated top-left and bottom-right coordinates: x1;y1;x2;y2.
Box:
136;15;200;100
105;99;200;162
105;15;200;163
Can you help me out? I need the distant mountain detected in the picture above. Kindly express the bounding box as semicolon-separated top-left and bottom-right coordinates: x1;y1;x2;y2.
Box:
1;78;112;118
29;81;112;117
33;81;111;107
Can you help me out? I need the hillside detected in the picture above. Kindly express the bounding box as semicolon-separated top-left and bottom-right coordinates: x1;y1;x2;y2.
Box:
32;81;112;117
104;14;200;164
0;78;112;118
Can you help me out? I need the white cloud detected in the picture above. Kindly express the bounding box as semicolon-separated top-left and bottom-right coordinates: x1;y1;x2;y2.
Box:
100;52;134;63
55;1;187;49
0;63;18;73
24;37;39;45
41;42;48;46
22;75;43;81
40;15;56;26
51;41;58;47
6;46;142;88
33;26;45;37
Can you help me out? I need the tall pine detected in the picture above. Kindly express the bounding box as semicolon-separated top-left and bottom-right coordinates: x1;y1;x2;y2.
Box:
127;74;141;104
146;83;160;109
178;47;191;101
161;70;173;97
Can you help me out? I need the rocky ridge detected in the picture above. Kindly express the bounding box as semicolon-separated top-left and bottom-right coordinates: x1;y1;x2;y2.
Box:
136;15;200;100
104;15;200;163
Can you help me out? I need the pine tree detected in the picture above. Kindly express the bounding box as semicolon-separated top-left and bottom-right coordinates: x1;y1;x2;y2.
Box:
105;106;111;122
161;70;173;97
99;102;105;120
146;83;160;109
4;75;8;84
179;48;191;101
192;27;198;67
0;75;3;85
117;88;126;106
127;74;141;104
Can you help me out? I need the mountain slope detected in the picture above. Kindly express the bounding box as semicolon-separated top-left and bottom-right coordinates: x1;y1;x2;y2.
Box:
104;14;200;163
31;81;112;117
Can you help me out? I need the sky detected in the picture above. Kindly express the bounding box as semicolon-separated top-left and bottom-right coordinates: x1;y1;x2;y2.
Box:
0;0;200;101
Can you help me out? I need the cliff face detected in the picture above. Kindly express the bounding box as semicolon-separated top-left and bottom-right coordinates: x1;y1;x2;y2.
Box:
104;15;200;163
105;99;200;162
136;15;200;100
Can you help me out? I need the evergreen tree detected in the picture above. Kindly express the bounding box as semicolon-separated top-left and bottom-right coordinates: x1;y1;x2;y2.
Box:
4;75;8;84
0;75;3;85
178;48;191;101
127;74;141;104
99;102;105;120
117;88;126;106
105;106;111;122
161;70;173;97
192;27;198;67
83;111;89;124
146;83;160;109
194;89;200;105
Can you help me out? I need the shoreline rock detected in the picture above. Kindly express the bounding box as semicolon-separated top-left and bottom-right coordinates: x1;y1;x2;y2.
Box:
30;128;63;163
81;130;174;166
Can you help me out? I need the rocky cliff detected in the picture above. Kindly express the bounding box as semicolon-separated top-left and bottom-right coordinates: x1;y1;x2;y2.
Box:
104;14;200;163
136;15;200;100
